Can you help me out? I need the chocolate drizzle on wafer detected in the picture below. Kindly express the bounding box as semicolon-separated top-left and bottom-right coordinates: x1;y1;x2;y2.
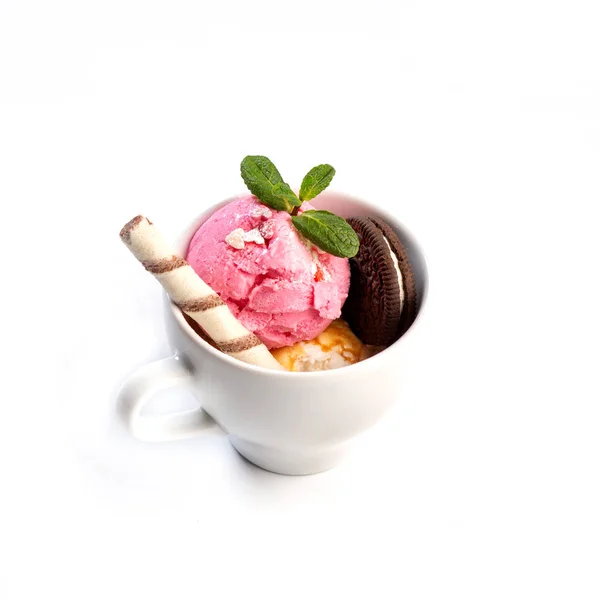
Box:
177;295;225;313
217;334;263;354
119;215;146;243
142;256;188;273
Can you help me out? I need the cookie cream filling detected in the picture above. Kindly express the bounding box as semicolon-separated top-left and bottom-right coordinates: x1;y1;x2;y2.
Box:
382;236;405;315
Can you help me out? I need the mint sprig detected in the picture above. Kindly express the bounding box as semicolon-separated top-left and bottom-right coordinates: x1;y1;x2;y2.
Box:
299;164;336;202
240;155;359;259
240;156;301;213
292;211;359;258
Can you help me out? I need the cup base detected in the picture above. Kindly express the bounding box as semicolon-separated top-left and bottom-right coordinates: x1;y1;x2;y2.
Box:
229;436;346;476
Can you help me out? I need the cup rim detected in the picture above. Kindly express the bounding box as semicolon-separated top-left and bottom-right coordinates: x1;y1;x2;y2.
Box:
168;190;429;379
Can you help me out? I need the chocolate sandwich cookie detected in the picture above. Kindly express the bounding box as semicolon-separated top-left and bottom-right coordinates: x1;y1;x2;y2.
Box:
342;217;417;346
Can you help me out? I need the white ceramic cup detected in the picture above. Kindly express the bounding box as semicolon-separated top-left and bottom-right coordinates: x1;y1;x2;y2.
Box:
116;191;429;475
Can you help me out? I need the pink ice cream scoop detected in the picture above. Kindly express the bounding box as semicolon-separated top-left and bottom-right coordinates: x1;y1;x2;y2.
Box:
186;195;351;349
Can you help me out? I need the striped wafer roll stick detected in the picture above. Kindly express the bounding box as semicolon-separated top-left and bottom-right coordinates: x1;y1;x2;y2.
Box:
120;215;283;370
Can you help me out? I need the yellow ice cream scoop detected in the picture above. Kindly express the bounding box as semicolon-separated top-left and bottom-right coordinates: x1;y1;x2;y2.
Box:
271;319;380;372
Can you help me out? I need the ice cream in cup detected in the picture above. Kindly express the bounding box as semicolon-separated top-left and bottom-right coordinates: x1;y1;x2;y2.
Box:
116;157;428;474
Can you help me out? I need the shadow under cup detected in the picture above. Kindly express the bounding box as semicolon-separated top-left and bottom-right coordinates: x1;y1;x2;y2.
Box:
160;191;429;475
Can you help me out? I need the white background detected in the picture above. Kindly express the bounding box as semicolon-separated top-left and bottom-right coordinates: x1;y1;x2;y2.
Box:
1;1;599;598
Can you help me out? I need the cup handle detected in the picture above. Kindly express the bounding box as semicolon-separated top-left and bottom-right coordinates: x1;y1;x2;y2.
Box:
116;355;220;441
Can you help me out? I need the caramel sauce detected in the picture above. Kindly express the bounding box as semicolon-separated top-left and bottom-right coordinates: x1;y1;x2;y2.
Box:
271;319;371;372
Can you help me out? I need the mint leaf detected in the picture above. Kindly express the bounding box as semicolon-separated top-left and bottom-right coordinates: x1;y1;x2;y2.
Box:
272;182;300;211
292;210;359;258
299;164;336;202
240;155;301;212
